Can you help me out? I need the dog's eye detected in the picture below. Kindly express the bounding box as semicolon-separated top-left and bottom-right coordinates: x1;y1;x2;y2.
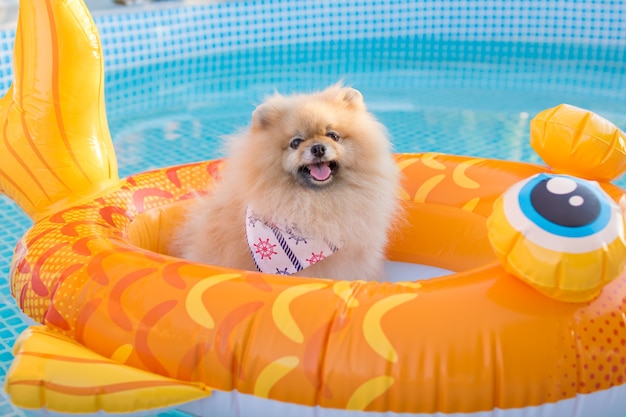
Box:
325;131;340;141
290;137;303;149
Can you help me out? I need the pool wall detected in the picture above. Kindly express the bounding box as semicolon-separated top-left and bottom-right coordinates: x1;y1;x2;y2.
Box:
0;0;622;131
0;0;625;95
0;0;624;416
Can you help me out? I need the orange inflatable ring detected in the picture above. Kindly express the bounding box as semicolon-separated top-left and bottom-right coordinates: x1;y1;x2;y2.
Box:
1;0;626;416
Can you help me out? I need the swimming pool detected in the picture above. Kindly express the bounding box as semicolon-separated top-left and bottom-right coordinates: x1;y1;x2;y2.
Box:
0;0;625;415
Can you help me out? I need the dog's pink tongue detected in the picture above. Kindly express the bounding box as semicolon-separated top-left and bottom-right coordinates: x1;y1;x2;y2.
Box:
309;163;331;181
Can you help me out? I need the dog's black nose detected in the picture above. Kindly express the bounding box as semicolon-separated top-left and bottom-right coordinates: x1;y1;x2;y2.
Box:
311;144;326;157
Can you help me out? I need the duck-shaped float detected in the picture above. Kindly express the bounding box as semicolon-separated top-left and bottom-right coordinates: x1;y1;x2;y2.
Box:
1;0;626;415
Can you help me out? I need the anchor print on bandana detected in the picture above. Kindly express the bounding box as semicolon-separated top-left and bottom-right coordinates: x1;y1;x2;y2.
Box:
245;207;340;275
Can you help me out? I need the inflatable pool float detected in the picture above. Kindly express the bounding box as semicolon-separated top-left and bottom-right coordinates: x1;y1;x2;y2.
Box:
1;0;626;416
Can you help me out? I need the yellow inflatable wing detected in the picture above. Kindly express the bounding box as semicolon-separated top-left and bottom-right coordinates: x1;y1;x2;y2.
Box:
0;0;118;220
6;326;210;413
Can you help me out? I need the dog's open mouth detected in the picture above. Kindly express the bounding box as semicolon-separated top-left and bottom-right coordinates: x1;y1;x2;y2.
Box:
298;161;338;185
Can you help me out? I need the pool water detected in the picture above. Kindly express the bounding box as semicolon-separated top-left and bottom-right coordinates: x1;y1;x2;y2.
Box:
1;33;626;415
104;37;626;177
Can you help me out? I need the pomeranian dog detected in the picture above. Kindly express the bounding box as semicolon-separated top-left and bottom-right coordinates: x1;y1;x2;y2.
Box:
172;84;400;281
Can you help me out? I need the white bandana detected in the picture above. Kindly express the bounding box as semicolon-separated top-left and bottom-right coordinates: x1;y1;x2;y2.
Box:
245;207;340;275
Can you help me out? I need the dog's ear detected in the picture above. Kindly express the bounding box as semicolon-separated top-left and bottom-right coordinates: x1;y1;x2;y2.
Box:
322;84;365;110
341;87;364;108
252;94;284;128
252;102;277;128
330;86;365;110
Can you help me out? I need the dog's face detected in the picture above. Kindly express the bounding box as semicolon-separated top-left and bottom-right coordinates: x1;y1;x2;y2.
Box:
248;85;387;190
284;123;342;188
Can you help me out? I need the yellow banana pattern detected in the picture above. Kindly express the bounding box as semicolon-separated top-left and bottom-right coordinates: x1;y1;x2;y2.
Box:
362;293;418;362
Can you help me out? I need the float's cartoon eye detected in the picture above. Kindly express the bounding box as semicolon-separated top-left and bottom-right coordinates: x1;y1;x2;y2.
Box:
518;174;610;240
487;172;626;302
530;176;600;228
503;173;617;252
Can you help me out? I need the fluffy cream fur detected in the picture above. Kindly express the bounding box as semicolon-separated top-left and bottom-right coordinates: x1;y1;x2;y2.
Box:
172;84;400;281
